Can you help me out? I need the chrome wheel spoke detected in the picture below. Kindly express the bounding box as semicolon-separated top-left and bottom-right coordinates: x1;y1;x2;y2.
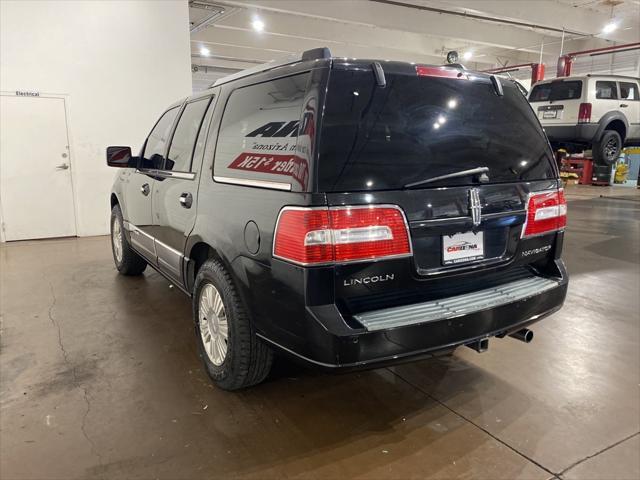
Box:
213;293;224;316
204;285;213;310
216;335;227;363
218;317;228;337
112;219;123;262
209;334;218;360
198;283;229;366
200;317;210;337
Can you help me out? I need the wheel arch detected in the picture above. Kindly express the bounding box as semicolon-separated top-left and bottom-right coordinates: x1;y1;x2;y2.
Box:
186;239;235;294
596;112;628;141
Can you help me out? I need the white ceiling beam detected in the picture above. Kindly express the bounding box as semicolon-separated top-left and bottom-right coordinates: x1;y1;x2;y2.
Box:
212;0;553;53
430;0;640;44
192;14;478;66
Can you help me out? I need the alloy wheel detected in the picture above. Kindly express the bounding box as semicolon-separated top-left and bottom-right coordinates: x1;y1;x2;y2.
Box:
112;217;123;263
605;137;619;161
199;283;229;366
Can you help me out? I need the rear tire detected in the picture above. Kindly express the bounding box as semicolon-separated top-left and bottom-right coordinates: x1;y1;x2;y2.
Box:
110;204;147;275
193;258;273;390
592;130;622;165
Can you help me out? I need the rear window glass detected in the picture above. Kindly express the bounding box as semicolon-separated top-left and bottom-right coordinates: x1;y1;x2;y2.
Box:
529;81;582;102
596;81;617;99
318;69;556;192
213;73;312;191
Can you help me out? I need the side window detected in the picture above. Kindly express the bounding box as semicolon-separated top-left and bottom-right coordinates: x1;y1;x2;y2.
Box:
213;72;311;191
619;82;639;101
595;81;618;100
142;107;179;169
165;97;212;172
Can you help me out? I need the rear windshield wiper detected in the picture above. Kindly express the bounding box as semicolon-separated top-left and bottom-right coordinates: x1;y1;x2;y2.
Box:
404;166;490;189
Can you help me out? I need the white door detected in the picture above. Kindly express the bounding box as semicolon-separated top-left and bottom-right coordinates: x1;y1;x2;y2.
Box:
0;95;76;241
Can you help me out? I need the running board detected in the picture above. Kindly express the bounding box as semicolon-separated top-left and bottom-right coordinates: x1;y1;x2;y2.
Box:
353;276;560;331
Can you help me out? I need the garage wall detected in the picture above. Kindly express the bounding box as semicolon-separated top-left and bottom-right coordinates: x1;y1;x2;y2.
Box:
0;0;192;238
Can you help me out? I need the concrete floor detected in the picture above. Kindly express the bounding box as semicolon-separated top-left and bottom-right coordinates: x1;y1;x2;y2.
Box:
1;187;639;480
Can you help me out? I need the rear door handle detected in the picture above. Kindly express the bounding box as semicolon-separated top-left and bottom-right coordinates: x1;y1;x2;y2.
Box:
179;192;193;209
620;104;629;108
140;183;150;196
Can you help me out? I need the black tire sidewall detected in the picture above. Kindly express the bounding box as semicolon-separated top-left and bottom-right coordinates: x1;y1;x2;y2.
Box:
110;204;146;275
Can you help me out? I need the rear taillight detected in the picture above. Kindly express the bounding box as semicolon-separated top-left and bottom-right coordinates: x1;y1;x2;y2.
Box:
578;102;592;123
273;205;412;265
522;190;567;238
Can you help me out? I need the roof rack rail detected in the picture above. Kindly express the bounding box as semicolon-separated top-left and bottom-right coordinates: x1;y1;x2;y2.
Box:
211;47;331;88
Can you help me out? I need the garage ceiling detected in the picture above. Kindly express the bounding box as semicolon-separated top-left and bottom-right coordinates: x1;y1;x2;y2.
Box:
190;0;640;90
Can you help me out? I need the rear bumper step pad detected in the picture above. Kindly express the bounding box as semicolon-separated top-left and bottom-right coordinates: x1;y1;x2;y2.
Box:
354;275;560;331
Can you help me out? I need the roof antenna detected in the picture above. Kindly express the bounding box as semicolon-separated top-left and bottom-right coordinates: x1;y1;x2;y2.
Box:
372;62;386;88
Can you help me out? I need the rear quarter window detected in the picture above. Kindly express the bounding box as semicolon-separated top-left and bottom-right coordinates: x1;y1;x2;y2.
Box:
213;72;312;191
619;81;639;100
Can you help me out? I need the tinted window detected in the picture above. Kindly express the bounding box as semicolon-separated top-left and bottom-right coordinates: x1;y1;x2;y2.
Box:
529;81;582;102
165;97;211;172
596;81;617;99
214;73;311;190
319;69;555;192
619;82;639;100
142;107;179;169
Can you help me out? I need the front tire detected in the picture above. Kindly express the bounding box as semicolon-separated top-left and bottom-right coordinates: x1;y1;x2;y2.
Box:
110;204;147;275
193;259;273;390
592;130;622;165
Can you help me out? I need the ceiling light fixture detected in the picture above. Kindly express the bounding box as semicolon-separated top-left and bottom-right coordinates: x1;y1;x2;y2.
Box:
252;18;265;32
462;51;473;60
602;22;617;33
200;46;210;56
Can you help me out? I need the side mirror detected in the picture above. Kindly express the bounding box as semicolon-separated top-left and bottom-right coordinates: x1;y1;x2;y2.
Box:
106;146;138;168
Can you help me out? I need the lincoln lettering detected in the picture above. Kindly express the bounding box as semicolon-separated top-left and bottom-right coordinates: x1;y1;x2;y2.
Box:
343;274;395;287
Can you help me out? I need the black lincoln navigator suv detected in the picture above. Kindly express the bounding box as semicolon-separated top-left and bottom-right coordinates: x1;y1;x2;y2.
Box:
107;48;568;390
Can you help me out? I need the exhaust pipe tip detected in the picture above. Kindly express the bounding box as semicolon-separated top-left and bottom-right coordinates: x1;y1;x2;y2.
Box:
509;328;534;343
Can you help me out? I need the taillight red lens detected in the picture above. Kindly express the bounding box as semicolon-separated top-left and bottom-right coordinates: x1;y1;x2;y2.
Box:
522;190;567;238
272;208;331;265
578;102;592;123
273;205;412;265
416;66;466;79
